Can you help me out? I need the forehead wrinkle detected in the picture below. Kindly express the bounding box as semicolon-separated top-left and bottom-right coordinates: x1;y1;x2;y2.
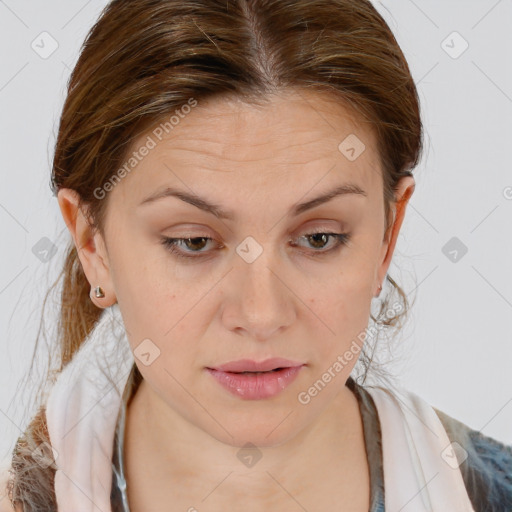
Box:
154;100;351;148
152;147;339;167
145;131;344;168
155;123;339;149
188;96;367;143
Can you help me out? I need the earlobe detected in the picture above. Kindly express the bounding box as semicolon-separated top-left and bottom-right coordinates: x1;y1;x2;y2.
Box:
57;188;116;308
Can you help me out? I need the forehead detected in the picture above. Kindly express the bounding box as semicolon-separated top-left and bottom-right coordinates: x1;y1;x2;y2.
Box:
112;89;382;207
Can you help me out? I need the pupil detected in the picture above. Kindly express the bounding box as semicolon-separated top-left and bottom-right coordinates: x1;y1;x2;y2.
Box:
309;233;327;249
186;237;207;251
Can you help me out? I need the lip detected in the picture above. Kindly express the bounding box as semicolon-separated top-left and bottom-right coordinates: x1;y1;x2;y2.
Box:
209;357;304;373
205;359;305;400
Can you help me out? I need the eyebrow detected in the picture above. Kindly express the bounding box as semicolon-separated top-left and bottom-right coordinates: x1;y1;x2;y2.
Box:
138;183;367;220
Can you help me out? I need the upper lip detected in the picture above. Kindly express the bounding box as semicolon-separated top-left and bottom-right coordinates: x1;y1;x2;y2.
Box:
209;358;304;373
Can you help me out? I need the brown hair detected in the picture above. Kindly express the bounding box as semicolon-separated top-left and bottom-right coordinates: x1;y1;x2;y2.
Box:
8;0;422;509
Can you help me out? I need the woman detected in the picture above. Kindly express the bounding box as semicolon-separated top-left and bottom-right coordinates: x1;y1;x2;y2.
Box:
3;0;511;510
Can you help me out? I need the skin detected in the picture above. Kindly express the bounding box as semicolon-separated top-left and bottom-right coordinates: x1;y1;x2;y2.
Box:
58;88;415;511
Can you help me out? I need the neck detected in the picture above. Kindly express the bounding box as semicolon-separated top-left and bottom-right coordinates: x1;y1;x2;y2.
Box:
124;377;370;511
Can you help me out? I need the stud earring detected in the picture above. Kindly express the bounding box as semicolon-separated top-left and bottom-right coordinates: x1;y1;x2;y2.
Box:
94;286;105;298
375;284;383;297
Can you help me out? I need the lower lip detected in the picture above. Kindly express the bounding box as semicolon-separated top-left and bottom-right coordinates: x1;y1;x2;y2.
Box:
205;366;304;400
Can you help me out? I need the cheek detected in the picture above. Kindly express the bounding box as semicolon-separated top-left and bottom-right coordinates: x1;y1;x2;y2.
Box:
313;284;372;344
304;256;376;357
314;247;375;306
108;229;220;361
109;231;180;316
108;248;195;366
123;301;200;408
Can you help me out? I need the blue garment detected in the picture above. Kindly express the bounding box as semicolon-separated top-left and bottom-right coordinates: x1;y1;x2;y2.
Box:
110;373;512;511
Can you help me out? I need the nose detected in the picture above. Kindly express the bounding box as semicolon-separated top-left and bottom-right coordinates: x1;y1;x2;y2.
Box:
222;248;296;341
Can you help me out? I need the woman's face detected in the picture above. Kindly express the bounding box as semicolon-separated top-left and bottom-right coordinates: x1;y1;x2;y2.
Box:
61;89;414;448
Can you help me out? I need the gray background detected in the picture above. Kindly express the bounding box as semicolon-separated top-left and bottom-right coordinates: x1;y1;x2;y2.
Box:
1;0;511;469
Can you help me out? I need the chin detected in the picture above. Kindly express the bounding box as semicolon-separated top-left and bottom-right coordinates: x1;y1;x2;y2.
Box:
197;410;309;449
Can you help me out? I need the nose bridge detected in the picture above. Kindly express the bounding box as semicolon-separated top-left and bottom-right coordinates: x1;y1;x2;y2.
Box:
231;238;294;338
243;249;278;300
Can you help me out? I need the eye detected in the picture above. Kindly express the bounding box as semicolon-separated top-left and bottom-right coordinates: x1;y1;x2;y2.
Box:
291;231;351;256
160;236;219;260
160;230;351;260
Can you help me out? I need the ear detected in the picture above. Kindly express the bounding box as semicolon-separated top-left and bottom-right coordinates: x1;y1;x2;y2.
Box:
57;188;116;308
374;176;415;296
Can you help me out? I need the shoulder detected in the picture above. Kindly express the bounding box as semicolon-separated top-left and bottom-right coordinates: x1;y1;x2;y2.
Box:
434;407;512;511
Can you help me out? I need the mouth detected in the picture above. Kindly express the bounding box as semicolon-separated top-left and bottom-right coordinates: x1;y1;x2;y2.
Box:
230;368;284;374
208;357;304;373
205;364;304;400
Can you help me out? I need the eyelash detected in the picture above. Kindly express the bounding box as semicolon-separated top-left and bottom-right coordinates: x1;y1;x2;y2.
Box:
160;230;351;260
